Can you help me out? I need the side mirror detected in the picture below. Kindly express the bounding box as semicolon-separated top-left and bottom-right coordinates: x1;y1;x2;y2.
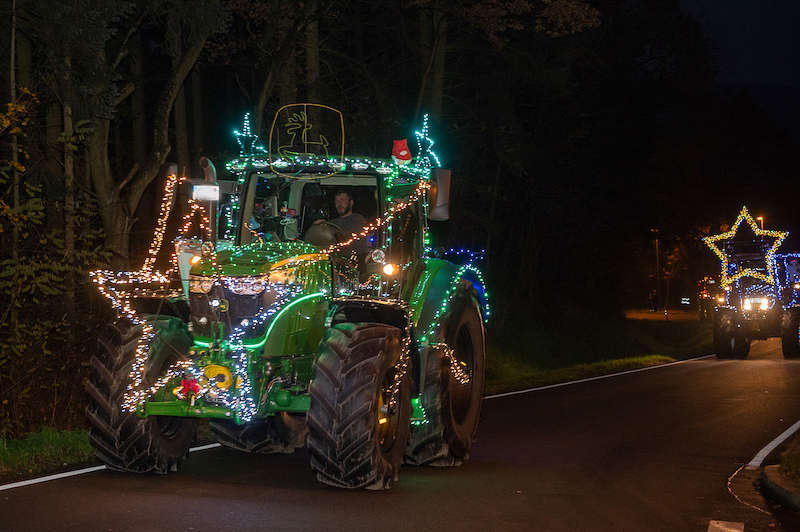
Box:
428;168;450;221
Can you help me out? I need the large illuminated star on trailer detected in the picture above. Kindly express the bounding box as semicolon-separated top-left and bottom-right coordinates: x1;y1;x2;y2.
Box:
703;206;788;287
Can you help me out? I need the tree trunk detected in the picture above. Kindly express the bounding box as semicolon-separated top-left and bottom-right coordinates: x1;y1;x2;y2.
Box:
191;69;204;159
128;39;206;213
415;3;446;122
63;56;76;317
304;0;319;103
132;33;147;163
174;82;190;174
45;103;62;232
279;50;297;107
88;118;129;266
10;0;18;324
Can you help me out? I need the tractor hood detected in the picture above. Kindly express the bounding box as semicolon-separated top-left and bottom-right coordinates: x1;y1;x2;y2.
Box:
190;241;323;277
186;241;331;341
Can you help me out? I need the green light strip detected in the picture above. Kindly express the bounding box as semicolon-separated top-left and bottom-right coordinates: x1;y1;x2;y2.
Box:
245;292;326;350
191;291;325;351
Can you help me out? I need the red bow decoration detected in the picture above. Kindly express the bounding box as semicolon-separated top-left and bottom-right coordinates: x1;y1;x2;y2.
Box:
181;378;200;396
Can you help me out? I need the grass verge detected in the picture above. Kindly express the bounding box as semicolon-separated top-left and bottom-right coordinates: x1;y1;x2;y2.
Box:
486;312;712;395
780;432;800;491
485;354;676;396
0;427;94;480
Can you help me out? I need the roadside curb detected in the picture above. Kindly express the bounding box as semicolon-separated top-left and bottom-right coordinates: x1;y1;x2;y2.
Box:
761;465;800;511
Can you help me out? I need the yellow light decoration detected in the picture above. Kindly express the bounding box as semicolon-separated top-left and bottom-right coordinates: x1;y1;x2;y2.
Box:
703;206;788;287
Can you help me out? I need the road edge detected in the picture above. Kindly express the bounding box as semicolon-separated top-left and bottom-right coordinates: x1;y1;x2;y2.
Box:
761;465;800;511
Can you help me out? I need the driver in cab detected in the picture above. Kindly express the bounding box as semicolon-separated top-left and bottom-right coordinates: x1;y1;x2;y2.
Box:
312;190;369;254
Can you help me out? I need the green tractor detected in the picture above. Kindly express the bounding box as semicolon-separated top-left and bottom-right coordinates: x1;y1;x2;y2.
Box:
86;107;489;489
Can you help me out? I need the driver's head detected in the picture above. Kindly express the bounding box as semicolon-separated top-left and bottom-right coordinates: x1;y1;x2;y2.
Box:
334;190;354;217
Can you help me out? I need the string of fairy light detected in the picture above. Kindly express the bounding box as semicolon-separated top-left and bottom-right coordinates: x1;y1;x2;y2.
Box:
320;179;431;256
91;172;219;414
703;206;788;287
89;110;488;426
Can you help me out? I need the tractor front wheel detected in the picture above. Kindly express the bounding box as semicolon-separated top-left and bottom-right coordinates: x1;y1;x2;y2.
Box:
308;323;411;489
85;319;195;473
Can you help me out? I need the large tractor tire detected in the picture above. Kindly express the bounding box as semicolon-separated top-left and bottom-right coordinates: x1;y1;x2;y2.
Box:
210;412;307;454
307;323;411;490
406;296;486;466
781;310;800;359
85;318;196;473
713;312;749;359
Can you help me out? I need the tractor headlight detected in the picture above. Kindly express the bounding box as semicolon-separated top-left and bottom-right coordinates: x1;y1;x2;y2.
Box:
743;298;769;311
225;276;268;295
189;275;214;294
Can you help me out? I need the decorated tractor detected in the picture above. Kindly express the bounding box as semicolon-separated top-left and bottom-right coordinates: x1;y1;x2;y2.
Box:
703;206;800;358
86;105;489;489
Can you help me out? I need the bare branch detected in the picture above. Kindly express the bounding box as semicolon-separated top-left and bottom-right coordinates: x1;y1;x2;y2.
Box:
115;163;139;196
111;12;146;72
115;82;135;106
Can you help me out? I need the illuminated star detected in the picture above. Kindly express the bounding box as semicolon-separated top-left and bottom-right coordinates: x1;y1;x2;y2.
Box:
233;113;267;157
703;206;788;287
413;113;441;171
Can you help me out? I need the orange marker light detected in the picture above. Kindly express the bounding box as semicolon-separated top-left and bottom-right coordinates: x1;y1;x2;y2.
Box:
383;263;396;276
190;255;201;265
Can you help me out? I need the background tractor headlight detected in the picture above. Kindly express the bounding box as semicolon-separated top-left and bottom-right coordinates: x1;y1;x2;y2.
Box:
743;297;769;311
189;275;214;293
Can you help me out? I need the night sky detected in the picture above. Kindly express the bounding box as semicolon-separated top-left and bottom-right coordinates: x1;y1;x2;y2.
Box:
683;0;800;138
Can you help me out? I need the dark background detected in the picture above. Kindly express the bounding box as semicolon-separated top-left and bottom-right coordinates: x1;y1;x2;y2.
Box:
0;0;798;436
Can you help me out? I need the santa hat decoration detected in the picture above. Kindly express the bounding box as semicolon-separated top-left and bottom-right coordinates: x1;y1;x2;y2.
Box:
392;139;412;165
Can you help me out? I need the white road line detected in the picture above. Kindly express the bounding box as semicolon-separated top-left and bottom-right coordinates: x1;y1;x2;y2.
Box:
0;442;222;492
0;465;106;492
746;419;800;469
483;354;717;399
189;442;221;452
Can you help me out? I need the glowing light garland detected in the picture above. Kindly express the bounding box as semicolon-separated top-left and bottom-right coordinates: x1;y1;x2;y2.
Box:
419;263;491;345
430;343;470;385
320;179;431;256
142;174;185;271
412;113;440;175
703;206;788;287
234;112;268;158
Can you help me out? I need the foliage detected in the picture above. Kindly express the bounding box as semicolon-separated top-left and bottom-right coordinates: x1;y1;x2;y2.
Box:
0;427;94;478
0;87;108;438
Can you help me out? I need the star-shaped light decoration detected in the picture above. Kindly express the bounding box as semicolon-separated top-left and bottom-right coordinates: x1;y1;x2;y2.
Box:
703;206;788;287
233;112;267;158
412;113;441;174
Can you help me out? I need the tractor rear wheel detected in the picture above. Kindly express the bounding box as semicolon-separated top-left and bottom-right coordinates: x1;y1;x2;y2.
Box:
308;323;411;489
85;318;195;473
406;296;485;466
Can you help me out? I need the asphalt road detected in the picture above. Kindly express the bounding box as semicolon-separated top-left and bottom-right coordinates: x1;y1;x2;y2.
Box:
4;341;800;531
